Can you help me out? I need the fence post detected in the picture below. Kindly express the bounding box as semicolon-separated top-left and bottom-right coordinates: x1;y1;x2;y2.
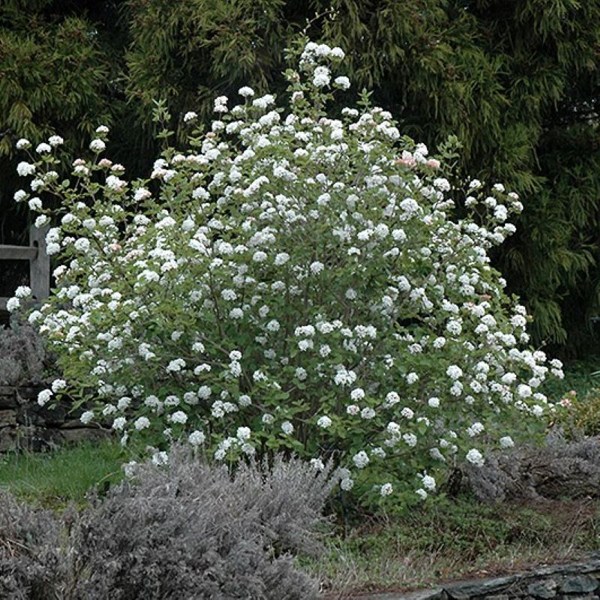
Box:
29;225;49;302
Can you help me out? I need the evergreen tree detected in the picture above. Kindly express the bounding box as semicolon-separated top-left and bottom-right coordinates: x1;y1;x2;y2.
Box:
1;0;599;356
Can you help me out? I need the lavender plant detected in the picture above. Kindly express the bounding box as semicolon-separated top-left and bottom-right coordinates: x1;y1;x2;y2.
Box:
9;41;563;509
0;450;333;600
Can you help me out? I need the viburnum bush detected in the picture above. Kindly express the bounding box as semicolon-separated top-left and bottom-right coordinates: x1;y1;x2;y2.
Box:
10;41;563;509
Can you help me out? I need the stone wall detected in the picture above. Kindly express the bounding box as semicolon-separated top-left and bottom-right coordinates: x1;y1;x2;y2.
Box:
361;556;600;600
0;385;108;452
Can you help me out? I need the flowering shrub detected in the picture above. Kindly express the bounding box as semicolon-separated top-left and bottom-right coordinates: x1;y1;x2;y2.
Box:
10;41;563;509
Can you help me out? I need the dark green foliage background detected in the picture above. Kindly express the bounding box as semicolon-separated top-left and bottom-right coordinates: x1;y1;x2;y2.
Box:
2;0;599;357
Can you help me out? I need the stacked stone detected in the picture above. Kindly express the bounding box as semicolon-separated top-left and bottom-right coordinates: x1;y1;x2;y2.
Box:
0;385;108;452
363;557;600;600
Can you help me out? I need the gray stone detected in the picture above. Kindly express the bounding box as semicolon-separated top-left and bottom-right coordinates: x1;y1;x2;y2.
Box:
527;579;558;599
446;575;519;599
0;429;18;452
559;575;599;594
0;409;17;427
59;428;109;444
0;394;17;409
359;590;445;600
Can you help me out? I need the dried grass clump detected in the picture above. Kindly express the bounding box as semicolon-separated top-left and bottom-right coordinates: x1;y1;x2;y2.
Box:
464;437;600;503
0;449;335;599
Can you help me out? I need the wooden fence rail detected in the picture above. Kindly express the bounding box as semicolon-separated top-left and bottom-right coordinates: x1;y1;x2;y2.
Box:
0;225;50;310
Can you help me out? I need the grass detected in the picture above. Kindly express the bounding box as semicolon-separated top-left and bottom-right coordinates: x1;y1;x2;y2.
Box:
307;497;600;598
0;438;124;508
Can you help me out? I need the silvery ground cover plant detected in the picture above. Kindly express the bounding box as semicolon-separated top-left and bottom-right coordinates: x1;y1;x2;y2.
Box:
0;447;334;599
8;40;563;512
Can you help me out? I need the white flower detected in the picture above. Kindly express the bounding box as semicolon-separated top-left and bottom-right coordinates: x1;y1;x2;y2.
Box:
237;426;251;441
352;450;370;469
401;407;414;419
531;404;544;417
252;94;275;109
467;422;485;437
340;477;354;491
266;319;280;332
50;378;66;393
74;238;90;252
170;411;188;424
14;286;31;299
35;215;49;228
13;189;27;203
310;458;325;471
334;76;351;90
422;475;436;491
134;416;151;430
403;433;417;447
16;138;31;150
183;111;198;122
416;488;428;500
499;436;514;449
313;65;331;87
466;448;485;467
189;430;206;446
152;451;169;466
112;417;127;430
238;86;255;97
360;407;375;420
229;308;244;319
214;96;229;113
446;365;463;380
166;358;186;372
281;420;294;435
90;139;106;152
330;46;345;59
317;415;332;428
37;389;53;406
380;483;393;496
310;261;324;274
28;197;42;211
36;143;51;154
406;372;419;385
428;397;440;408
48;135;64;147
80;411;94;424
517;384;532;398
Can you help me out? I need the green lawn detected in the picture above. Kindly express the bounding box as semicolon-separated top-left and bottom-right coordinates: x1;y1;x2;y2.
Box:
0;439;124;508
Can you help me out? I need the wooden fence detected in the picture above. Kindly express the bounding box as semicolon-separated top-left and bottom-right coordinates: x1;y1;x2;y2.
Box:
0;226;50;310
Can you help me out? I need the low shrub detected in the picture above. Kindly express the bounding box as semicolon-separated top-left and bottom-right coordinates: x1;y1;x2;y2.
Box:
0;489;64;600
464;436;600;502
0;449;334;600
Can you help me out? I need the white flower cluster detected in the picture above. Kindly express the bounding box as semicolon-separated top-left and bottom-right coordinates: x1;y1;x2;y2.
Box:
13;41;563;509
